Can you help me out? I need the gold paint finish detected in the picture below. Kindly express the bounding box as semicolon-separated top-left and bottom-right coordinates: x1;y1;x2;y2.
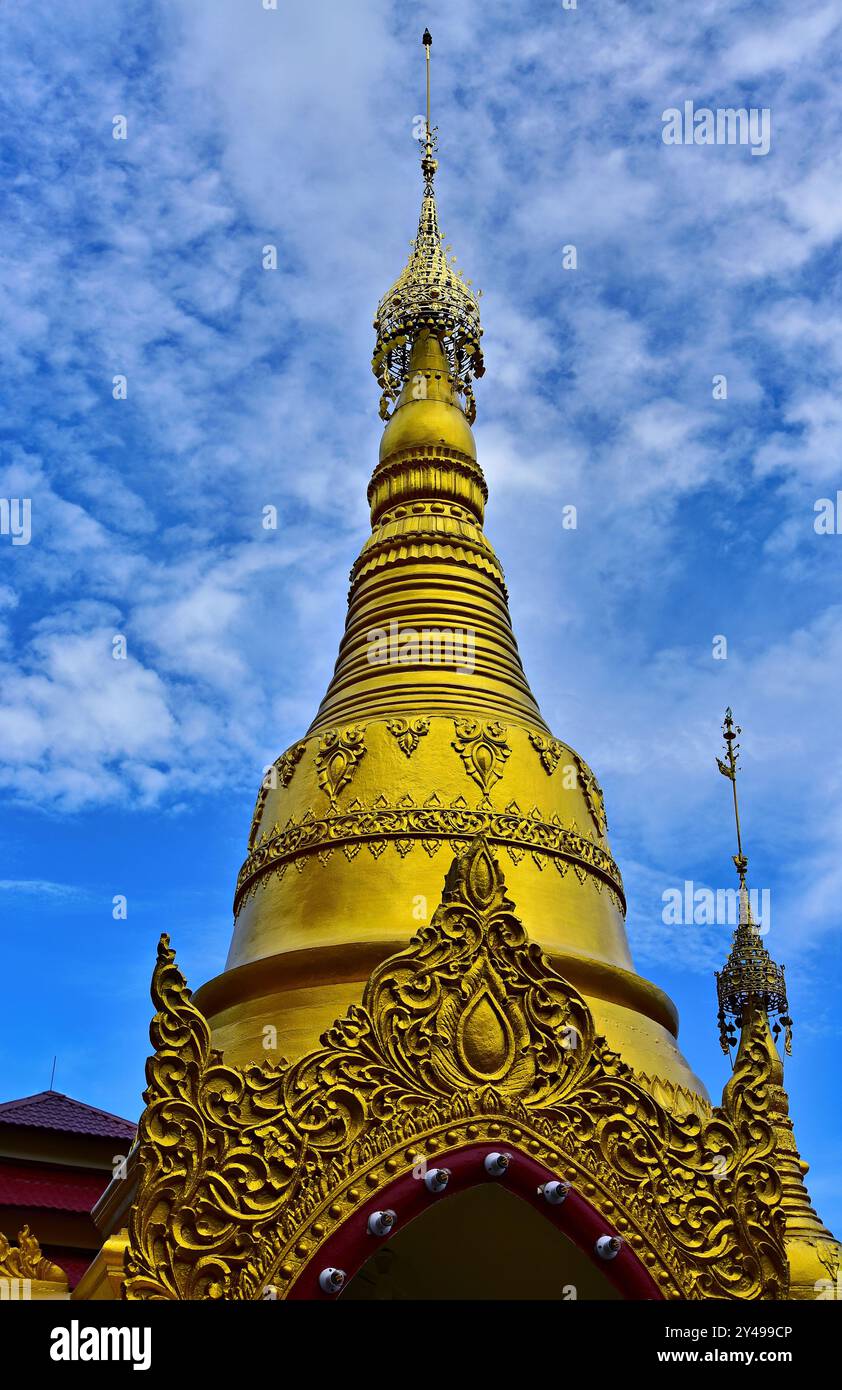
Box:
113;47;840;1305
378;333;479;461
457;985;516;1080
71;1232;130;1302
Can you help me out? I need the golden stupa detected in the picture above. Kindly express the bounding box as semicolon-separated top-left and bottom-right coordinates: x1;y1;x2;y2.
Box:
192;44;705;1111
45;33;838;1304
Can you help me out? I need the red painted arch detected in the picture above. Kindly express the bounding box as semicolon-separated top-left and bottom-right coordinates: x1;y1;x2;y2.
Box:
286;1143;664;1300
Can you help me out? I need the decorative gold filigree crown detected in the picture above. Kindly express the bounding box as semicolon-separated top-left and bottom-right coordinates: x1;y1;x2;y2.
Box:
716;921;792;1055
371;33;485;423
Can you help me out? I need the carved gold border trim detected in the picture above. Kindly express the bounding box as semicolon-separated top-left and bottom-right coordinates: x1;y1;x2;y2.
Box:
248;1109;684;1300
235;797;626;914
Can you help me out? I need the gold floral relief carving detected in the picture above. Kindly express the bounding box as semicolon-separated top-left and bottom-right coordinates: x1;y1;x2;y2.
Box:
277;742;307;786
247;742;307;850
573;751;609;837
452;718;511;796
634;1071;712;1122
126;838;787;1303
386;716;430;757
233;794;626;914
529;732;567;775
315;727;366;806
123;935;301;1301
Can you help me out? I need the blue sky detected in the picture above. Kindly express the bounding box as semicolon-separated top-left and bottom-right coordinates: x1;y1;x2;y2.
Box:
1;0;841;1233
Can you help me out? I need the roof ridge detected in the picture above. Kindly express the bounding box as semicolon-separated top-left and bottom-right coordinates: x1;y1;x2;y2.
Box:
0;1089;135;1136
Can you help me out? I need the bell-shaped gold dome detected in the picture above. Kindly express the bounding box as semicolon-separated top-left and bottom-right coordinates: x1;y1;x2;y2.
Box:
379;331;477;463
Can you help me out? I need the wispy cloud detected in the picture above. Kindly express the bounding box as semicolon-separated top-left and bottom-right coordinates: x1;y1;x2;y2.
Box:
0;879;89;900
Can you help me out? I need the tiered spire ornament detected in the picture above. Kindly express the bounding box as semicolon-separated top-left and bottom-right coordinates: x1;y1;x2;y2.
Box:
372;30;485;423
715;709;792;1055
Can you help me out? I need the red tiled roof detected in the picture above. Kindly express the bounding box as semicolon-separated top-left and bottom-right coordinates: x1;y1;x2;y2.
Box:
0;1160;110;1213
0;1090;135;1140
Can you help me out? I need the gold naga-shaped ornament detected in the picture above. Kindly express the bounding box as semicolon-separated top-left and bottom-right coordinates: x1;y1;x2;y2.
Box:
0;1226;68;1284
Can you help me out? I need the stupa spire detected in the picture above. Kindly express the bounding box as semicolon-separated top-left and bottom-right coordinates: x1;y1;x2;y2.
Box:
311;34;537;733
714;708;841;1296
372;30;484;425
714;709;792;1055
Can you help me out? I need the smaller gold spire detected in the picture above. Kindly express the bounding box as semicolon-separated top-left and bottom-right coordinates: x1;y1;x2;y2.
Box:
713;723;842;1297
714;709;792;1055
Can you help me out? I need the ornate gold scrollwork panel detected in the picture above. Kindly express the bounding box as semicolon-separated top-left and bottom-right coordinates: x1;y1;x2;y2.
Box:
126;839;786;1302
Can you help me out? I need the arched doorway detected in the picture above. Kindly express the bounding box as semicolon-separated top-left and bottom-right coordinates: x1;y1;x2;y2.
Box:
287;1144;662;1300
342;1183;622;1300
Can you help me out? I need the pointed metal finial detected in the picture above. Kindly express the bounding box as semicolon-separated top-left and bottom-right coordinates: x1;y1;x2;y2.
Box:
421;29;437;191
716;706;748;894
